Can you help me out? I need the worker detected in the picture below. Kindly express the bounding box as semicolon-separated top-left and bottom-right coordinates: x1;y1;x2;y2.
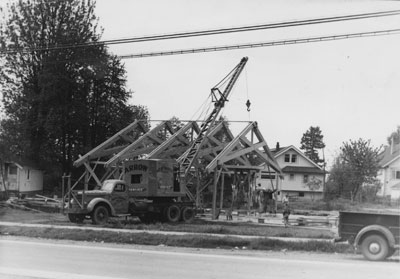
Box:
283;202;291;227
282;194;289;205
266;188;277;214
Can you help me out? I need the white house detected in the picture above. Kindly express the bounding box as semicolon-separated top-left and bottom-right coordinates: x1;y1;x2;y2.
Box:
0;161;43;197
377;140;400;200
256;144;326;201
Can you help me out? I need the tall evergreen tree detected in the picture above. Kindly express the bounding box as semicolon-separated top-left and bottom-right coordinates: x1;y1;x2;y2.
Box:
0;0;148;186
300;126;326;166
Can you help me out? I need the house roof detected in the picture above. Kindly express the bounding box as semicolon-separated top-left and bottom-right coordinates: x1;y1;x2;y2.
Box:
379;142;400;167
5;158;41;170
282;166;325;174
273;145;324;170
391;182;400;190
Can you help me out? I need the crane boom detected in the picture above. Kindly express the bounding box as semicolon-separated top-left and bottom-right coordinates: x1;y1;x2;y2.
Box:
179;57;248;180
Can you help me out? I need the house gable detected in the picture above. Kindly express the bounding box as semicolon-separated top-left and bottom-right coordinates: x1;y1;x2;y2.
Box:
257;145;325;199
274;145;323;170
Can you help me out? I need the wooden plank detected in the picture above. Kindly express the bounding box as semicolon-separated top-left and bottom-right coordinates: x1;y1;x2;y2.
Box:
73;120;140;167
83;162;102;187
104;121;169;167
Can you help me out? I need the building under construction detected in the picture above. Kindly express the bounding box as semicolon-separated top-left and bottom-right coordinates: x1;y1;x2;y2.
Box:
66;57;282;221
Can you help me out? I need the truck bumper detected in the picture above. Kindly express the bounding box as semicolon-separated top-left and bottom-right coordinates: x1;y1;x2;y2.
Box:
333;237;343;243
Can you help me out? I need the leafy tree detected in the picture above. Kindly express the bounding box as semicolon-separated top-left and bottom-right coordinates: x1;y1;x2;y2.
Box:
300;126;326;166
305;176;322;201
0;0;148;188
327;139;381;201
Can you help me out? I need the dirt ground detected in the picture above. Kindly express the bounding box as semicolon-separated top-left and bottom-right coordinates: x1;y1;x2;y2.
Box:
0;206;66;224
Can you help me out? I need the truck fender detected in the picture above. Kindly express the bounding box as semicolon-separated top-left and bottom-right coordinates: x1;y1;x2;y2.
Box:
87;198;116;216
355;225;396;248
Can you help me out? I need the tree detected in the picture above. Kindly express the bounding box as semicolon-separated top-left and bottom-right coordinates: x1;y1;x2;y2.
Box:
0;0;148;188
305;176;322;201
327;139;381;201
300;126;326;166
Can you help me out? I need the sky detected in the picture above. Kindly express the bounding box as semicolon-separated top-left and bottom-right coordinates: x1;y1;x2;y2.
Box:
3;0;400;166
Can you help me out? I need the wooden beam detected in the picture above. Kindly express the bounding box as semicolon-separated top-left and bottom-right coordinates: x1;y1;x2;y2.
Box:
83;162;102;187
104;121;169;167
74;120;140;167
148;121;197;159
206;122;255;172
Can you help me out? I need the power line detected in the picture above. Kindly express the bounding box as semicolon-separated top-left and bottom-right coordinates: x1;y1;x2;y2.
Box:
1;9;400;54
118;28;400;59
9;28;400;65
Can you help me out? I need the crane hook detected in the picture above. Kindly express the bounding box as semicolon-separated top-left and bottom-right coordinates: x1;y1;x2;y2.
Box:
246;99;251;112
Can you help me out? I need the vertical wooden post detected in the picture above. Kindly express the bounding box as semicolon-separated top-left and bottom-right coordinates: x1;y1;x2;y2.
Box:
196;170;200;208
61;174;65;214
275;174;279;213
212;167;219;220
84;169;89;191
247;171;251;214
219;172;225;211
67;174;71;210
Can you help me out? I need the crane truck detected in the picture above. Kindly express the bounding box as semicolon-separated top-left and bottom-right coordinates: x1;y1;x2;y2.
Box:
66;57;249;225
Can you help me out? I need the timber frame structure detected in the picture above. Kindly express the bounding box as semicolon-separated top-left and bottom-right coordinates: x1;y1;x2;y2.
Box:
71;119;282;218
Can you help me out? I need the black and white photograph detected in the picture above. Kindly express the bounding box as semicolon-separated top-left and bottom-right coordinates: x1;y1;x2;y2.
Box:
0;0;399;278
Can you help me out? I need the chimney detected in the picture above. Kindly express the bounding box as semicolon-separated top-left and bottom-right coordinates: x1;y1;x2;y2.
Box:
276;142;280;151
391;137;394;155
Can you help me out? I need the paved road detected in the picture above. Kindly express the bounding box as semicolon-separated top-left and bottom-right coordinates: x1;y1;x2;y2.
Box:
0;237;399;279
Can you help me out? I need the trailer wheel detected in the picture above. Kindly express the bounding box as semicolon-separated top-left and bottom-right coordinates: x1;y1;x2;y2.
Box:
68;214;85;224
92;205;109;225
360;234;389;261
165;205;180;223
181;207;195;223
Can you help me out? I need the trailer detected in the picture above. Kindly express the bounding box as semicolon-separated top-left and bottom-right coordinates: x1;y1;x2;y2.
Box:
336;210;400;261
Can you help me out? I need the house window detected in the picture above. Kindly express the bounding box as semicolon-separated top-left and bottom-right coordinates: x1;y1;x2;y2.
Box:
9;166;17;175
261;173;276;180
298;192;305;197
284;154;297;163
391;170;400;180
289;173;295;180
27;170;30;180
303;175;309;183
114;184;126;192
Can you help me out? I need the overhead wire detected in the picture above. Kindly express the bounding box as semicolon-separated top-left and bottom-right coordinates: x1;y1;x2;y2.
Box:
119;28;400;59
1;9;400;54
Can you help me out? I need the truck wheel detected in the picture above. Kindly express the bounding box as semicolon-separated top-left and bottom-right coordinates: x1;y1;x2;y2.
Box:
360;234;389;261
181;207;195;223
92;205;109;225
68;214;85;223
165;205;180;223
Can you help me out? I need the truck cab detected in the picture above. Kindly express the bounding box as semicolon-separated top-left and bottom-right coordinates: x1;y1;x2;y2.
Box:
66;179;130;224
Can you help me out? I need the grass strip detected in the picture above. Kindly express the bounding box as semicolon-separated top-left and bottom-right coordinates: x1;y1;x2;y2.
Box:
0;225;352;254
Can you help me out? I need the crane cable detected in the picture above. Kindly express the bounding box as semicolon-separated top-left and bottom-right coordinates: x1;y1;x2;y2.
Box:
245;68;251;120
